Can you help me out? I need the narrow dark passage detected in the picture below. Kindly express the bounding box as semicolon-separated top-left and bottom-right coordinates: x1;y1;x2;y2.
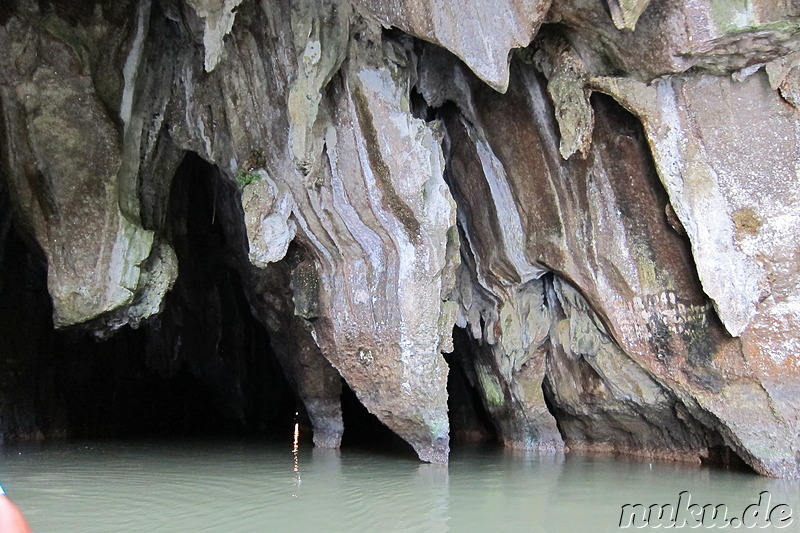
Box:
0;193;63;442
445;327;499;447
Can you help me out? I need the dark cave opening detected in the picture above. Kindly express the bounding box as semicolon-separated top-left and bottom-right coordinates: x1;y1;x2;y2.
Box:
339;380;417;458
445;327;499;447
0;200;63;441
0;152;300;442
703;445;755;473
55;152;298;440
54;324;267;440
410;86;438;122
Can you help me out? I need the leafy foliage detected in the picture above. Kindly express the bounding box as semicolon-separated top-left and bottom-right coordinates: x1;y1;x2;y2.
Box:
235;168;261;187
235;148;266;188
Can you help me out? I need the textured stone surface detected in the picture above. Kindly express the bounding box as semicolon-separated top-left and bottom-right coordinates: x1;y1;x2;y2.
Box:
605;0;652;30
299;28;460;462
1;0;799;477
528;29;593;159
355;0;551;91
551;0;800;79
0;8;172;329
419;43;800;475
591;71;800;476
241;171;297;268
591;71;800;342
422;51;723;459
452;268;564;452
185;0;244;72
286;0;349;173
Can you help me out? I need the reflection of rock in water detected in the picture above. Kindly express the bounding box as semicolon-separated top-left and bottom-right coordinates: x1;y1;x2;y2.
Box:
0;0;799;478
415;464;450;531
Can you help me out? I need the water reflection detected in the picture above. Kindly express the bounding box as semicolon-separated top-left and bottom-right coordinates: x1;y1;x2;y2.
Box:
1;442;797;533
311;448;341;473
415;464;449;531
292;419;301;497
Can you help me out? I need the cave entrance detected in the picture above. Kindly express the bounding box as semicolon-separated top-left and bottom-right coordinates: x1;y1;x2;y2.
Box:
0;152;299;442
444;326;499;448
0;185;64;442
339;379;417;457
56;152;297;440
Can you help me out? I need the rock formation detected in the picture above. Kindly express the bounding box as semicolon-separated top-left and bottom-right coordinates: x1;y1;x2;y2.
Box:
0;0;798;477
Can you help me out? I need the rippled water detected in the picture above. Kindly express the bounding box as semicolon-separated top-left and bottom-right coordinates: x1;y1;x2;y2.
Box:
2;439;798;532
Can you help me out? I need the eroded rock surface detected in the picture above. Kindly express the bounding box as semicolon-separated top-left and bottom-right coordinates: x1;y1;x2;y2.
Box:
0;0;799;477
353;0;551;91
0;8;173;330
299;27;460;462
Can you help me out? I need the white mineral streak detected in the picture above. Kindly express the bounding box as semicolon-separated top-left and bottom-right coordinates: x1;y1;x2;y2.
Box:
325;131;386;289
605;0;653;30
352;64;456;427
103;216;154;310
120;0;151;130
185;0;244;72
124;241;179;328
473;133;546;285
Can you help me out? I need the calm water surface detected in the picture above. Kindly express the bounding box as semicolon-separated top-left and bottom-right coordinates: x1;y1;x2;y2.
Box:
2;439;798;532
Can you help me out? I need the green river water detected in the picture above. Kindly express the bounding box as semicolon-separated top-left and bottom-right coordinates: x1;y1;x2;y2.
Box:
2;439;798;532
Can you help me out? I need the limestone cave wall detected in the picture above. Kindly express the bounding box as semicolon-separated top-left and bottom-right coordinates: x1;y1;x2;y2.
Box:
0;0;799;477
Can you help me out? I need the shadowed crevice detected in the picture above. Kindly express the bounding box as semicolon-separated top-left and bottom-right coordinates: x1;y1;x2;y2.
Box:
340;380;418;459
445;328;500;446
